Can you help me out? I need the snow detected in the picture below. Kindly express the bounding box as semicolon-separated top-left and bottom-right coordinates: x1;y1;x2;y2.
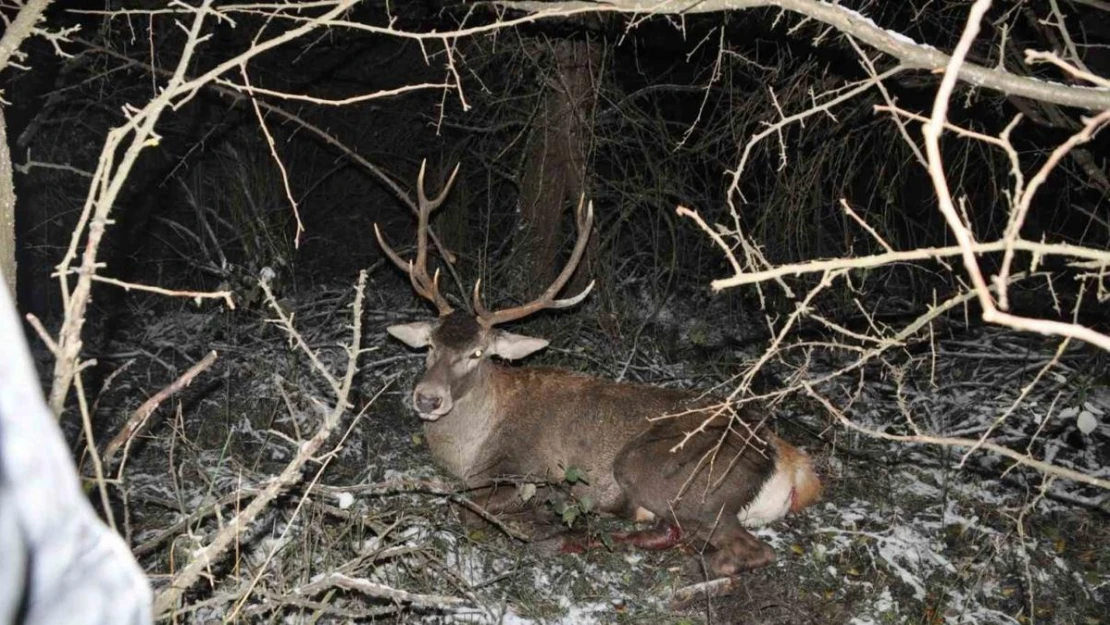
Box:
108;292;1107;623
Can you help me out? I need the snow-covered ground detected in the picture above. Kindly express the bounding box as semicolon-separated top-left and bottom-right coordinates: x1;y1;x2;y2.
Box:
74;284;1107;624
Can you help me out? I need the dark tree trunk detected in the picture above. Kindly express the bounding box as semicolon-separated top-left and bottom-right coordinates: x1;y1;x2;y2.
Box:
514;37;601;300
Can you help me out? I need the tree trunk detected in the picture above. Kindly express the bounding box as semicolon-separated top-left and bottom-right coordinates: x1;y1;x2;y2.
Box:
515;37;600;300
0;108;15;297
0;0;56;298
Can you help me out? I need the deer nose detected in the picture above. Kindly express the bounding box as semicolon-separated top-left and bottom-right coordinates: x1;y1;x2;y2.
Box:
414;391;442;415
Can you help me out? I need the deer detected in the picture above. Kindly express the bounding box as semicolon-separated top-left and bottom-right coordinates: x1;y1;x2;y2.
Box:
375;162;821;578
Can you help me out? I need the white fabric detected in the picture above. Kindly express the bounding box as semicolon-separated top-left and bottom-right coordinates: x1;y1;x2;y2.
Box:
0;280;152;625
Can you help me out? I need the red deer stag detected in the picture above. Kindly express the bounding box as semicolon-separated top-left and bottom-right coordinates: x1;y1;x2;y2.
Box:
376;162;821;577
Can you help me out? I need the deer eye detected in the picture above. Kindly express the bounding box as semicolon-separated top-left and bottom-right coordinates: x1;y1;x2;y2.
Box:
470;349;483;359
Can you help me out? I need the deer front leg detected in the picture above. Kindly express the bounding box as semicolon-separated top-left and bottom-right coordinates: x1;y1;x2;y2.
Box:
455;483;550;539
535;519;685;556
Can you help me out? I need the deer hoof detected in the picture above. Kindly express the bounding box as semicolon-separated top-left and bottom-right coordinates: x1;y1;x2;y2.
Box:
708;542;775;577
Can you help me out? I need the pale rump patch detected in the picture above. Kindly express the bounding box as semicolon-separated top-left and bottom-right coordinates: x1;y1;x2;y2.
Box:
737;465;793;527
737;438;821;528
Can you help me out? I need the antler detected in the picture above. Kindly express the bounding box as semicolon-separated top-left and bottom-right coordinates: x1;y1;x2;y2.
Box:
474;195;595;327
374;160;460;316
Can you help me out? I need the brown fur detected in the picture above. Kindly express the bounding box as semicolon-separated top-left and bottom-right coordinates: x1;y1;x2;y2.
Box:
772;438;822;512
433;311;483;349
405;332;820;578
381;176;818;578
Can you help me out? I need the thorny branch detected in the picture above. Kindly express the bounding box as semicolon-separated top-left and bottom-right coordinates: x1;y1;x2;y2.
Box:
46;0;361;417
102;350;219;468
922;0;1110;353
804;383;1110;491
669;0;1110;493
153;271;369;616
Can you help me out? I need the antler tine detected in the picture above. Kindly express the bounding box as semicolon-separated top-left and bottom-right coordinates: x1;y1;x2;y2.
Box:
405;264;451;315
412;160;433;296
472;278;492;319
374;160;458;316
417;160;462;212
374;223;411;275
477;197;595;327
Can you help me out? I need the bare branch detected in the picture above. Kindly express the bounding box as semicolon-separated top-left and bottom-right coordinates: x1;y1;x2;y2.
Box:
0;0;52;73
923;0;1110;353
47;0;360;415
804;384;1110;491
498;0;1110;111
102;350;219;468
683;224;1110;291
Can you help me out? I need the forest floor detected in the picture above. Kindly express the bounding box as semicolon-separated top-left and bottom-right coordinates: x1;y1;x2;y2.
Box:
57;280;1109;625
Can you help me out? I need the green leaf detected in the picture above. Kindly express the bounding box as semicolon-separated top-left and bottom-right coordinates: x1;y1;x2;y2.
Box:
561;506;579;527
600;533;615;551
564;465;587;484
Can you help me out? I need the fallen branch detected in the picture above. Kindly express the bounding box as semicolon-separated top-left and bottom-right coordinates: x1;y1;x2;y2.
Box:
670;576;738;608
294;573;469;612
103;350;219;468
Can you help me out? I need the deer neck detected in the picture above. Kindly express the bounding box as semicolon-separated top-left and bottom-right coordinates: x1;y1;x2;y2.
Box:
422;363;505;483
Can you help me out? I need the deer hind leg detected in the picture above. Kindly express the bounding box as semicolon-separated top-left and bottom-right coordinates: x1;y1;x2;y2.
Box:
694;514;775;578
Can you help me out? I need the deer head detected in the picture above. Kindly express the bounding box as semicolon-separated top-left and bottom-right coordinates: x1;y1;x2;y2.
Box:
376;161;594;420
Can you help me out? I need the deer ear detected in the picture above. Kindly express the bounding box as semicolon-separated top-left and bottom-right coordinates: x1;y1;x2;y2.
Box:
387;322;435;348
490;331;548;360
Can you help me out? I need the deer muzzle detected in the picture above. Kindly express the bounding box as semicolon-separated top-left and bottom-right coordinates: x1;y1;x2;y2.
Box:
412;382;452;420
